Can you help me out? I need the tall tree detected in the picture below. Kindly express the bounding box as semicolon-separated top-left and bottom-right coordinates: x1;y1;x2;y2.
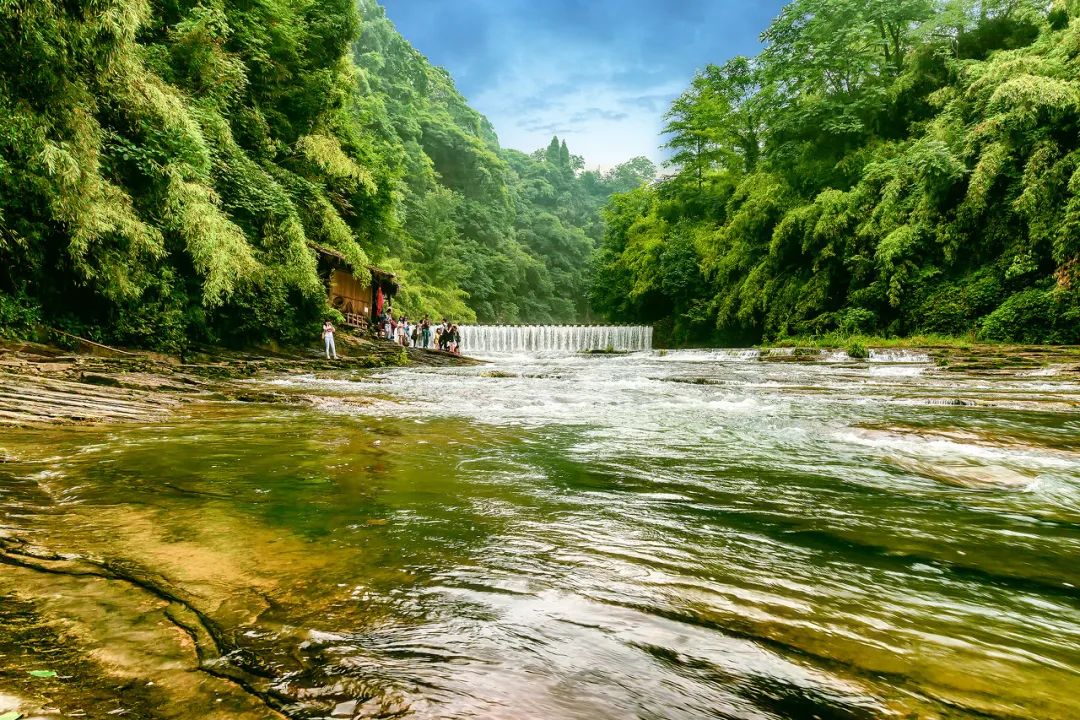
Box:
593;0;1080;345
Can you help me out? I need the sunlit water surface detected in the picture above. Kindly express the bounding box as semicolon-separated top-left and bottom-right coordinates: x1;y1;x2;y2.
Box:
3;350;1079;719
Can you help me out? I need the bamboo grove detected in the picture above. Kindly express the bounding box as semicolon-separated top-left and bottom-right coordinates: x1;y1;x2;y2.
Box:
590;0;1080;345
0;0;653;349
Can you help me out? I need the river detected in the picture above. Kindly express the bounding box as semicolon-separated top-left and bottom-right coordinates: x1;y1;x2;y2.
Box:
2;349;1079;719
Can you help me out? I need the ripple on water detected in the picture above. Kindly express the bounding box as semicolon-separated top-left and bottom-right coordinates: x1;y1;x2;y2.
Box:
3;350;1080;719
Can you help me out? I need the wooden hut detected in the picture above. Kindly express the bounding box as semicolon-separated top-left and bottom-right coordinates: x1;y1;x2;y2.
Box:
311;244;398;330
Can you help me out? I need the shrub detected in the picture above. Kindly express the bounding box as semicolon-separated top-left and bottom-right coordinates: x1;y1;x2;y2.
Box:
836;307;878;335
910;269;1004;336
846;340;869;359
979;288;1080;344
0;292;41;339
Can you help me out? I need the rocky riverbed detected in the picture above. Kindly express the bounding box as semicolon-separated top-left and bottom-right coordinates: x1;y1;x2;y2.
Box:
1;342;1077;720
0;336;478;429
0;335;477;720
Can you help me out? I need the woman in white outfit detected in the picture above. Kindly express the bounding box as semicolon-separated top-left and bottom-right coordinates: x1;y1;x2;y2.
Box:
322;320;338;359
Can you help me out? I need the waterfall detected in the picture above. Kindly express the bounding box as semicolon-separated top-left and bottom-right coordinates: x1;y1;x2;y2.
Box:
459;325;653;354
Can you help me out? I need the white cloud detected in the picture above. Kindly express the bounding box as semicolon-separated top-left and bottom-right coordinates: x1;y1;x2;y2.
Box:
468;51;682;169
380;0;782;170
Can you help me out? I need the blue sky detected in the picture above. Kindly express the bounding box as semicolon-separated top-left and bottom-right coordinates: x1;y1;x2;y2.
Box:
379;0;787;170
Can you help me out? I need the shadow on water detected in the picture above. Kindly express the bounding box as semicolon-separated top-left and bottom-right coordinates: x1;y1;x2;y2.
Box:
636;642;880;720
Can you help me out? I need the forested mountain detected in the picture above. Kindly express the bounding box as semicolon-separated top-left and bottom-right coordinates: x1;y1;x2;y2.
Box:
591;0;1080;345
9;0;1077;351
351;1;654;324
0;0;651;350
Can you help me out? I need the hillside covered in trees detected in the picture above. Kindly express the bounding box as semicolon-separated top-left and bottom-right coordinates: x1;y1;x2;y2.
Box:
351;0;655;325
0;0;652;350
591;0;1080;346
6;0;1080;351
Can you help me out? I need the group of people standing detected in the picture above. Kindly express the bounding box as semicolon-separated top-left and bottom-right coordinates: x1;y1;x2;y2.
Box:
378;309;462;354
320;310;464;360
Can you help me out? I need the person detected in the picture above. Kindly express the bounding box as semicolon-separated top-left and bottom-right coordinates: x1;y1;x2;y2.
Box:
421;316;432;349
447;324;461;355
437;318;449;351
322;320;338;360
433;323;443;350
379;307;391;340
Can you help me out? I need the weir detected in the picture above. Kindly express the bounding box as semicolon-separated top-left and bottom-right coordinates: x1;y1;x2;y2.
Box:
459;325;653;353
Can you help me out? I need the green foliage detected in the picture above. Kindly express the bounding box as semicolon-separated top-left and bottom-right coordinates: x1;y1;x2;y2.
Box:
979;287;1080;343
591;0;1080;346
351;0;651;325
0;291;40;339
0;0;379;349
845;340;870;359
836;307;879;335
0;0;637;348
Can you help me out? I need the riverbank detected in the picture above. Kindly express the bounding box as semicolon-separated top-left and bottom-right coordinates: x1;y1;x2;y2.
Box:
0;335;479;428
758;335;1080;371
765;332;982;350
3;334;1076;428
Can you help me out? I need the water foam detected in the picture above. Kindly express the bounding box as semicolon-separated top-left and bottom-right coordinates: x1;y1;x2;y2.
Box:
460;325;653;354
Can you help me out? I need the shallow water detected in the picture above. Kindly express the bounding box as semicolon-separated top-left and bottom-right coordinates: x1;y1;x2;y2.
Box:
2;350;1079;719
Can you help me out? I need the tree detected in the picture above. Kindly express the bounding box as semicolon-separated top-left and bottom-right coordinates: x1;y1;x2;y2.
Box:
592;0;1080;345
0;0;632;346
762;0;934;95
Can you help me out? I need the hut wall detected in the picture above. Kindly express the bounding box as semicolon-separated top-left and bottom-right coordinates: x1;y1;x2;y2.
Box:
329;269;372;328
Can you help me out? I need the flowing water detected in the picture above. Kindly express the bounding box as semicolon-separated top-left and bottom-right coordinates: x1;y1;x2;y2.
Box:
2;350;1079;719
459;325;653;353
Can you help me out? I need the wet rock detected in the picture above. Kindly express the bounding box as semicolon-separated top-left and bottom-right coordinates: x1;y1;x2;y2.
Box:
355;698;382;716
0;337;477;428
80;372;123;387
331;700;357;717
665;376;722;385
759;347;822;362
294;682;346;700
924;398;978;406
0;692;23;714
890;456;1034;489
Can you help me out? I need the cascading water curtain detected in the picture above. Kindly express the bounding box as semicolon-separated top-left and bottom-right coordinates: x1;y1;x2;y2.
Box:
458;326;654;354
